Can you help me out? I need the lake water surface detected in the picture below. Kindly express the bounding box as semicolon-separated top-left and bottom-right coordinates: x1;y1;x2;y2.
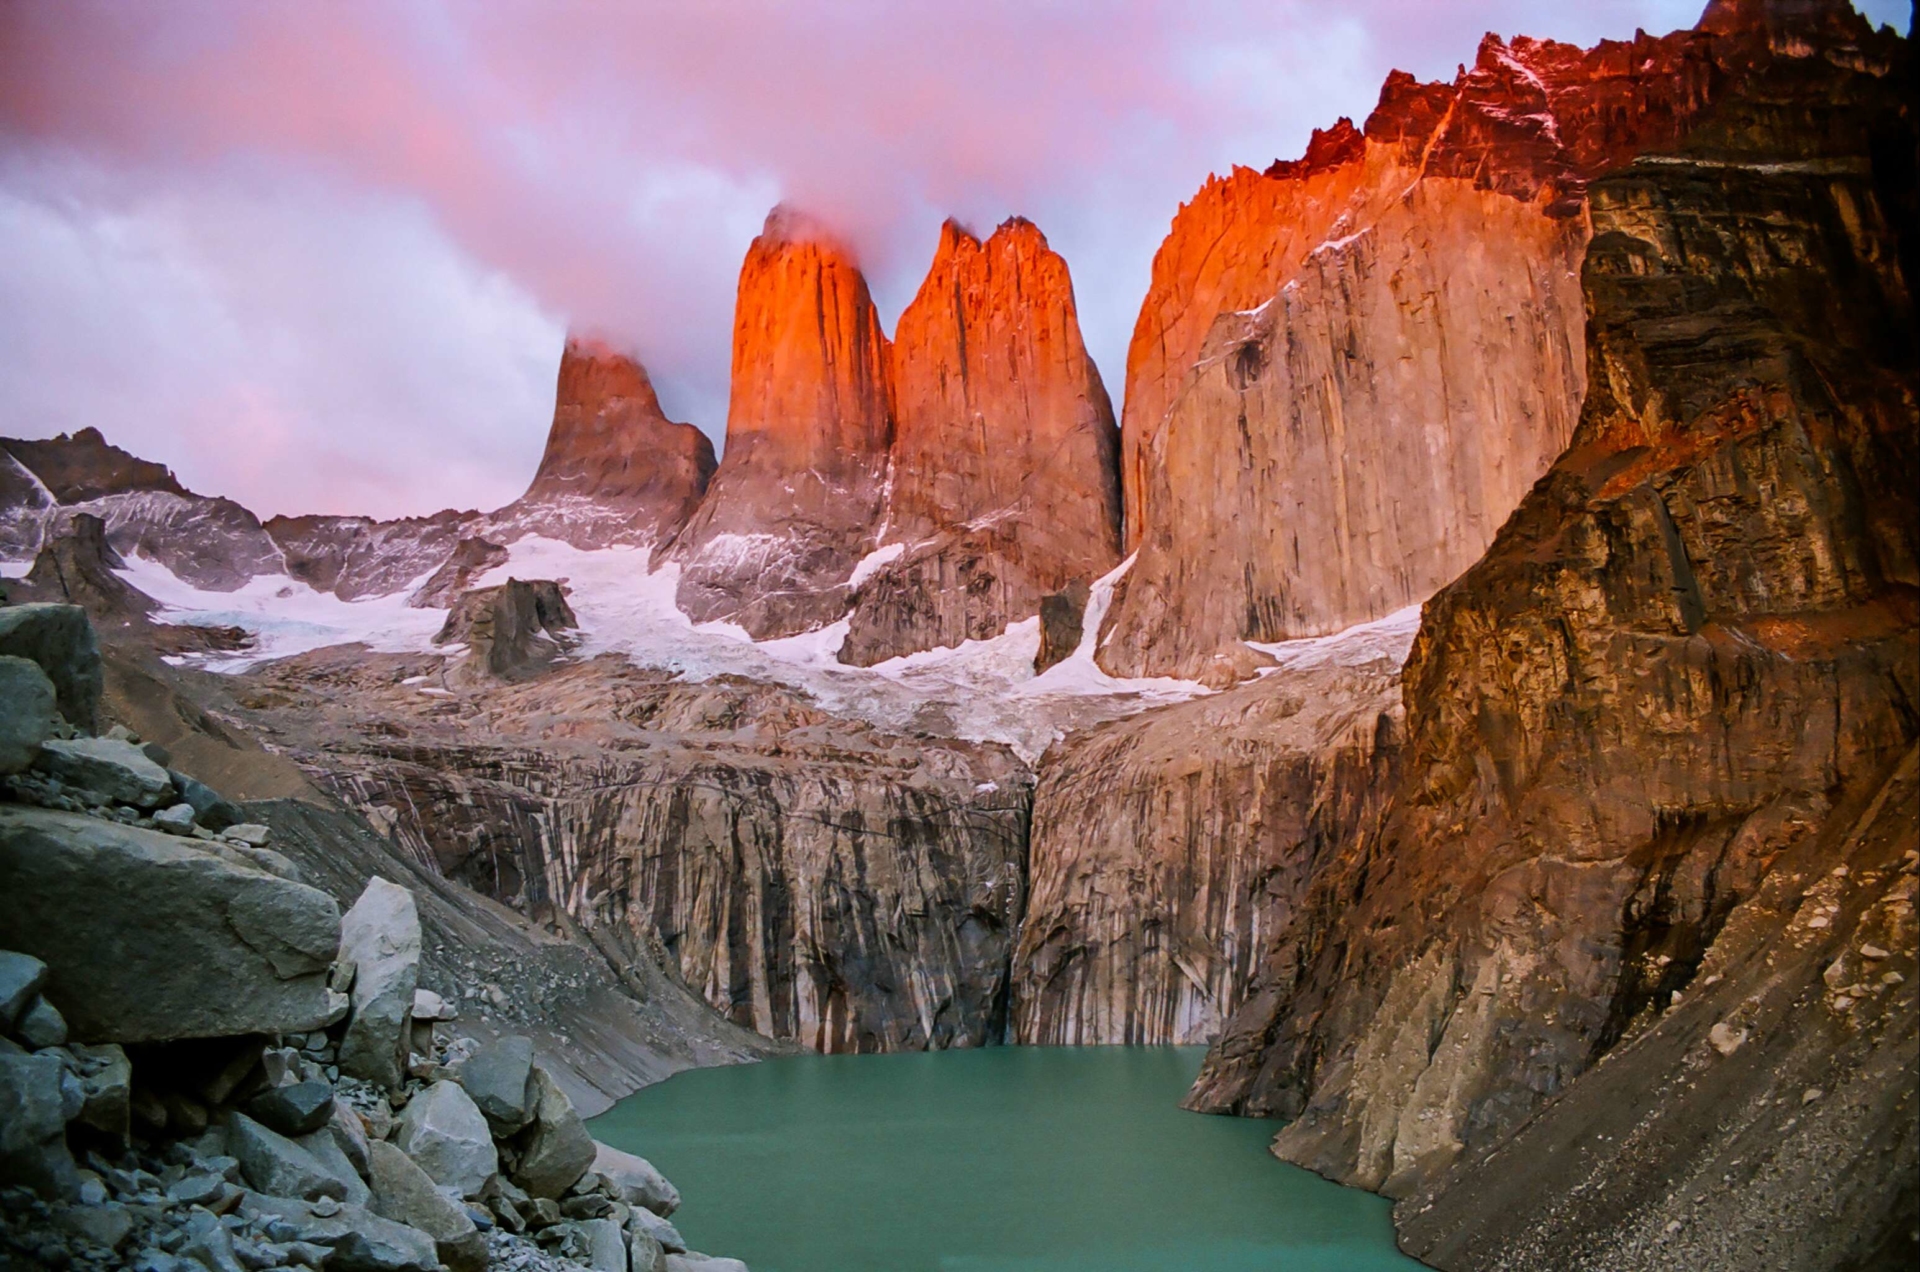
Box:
588;1046;1426;1272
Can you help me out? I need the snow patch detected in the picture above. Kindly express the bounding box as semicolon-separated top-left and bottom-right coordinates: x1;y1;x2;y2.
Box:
1245;602;1424;673
846;542;906;590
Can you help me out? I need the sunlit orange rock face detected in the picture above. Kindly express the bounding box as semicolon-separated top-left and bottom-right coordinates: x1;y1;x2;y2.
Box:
1101;0;1835;681
839;218;1121;666
499;336;716;547
664;206;896;637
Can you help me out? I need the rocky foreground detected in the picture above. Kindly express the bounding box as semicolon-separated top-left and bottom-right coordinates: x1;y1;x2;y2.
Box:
1;603;755;1272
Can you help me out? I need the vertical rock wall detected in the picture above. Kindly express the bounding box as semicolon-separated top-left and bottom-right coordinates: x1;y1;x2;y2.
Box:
663;207;896;638
839;218;1122;666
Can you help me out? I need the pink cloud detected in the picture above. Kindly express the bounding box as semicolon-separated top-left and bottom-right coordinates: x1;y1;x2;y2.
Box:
0;1;1908;518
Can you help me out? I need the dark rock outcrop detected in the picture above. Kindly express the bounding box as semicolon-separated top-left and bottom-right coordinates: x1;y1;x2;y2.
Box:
409;536;509;609
839;219;1121;665
1;428;186;505
663;206;896;638
20;512;155;622
1184;24;1918;1268
433;579;578;681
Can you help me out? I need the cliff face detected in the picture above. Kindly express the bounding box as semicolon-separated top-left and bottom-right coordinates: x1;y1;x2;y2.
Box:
1010;658;1401;1047
1101;1;1855;680
1185;24;1917;1267
839;219;1121;666
496;336;716;548
664;207;896;638
230;650;1032;1055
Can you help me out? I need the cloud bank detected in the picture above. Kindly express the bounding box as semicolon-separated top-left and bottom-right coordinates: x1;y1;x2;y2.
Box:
0;0;1907;518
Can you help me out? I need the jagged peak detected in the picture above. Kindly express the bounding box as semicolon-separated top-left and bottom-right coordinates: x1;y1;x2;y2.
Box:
1696;0;1861;36
1265;117;1367;180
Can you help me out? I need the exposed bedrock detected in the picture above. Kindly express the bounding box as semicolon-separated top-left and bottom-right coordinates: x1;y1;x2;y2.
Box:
1010;660;1402;1047
1102;0;1886;679
232;654;1033;1054
839;218;1122;666
491;336;717;550
663;206;896;638
1185;27;1917;1269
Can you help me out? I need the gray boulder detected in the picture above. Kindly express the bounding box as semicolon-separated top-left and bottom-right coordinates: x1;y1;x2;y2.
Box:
366;1140;486;1272
336;877;420;1089
0;951;48;1029
296;1124;373;1208
228;1111;348;1201
629;1205;687;1253
152;803;198;834
16;996;67;1048
68;1042;130;1141
0;603;102;731
0;655;58;775
0;807;341;1042
393;1079;496;1198
594;1140;681;1217
630;1229;668;1272
37;736;174;809
248;1080;336;1136
242;1194;439;1272
224;822;272;847
456;1033;534;1135
0;1050;79;1197
581;1217;629;1272
510;1064;597;1199
172;771;243;832
665;1256;750;1272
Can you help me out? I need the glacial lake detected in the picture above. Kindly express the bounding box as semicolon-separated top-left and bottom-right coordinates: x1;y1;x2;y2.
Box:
588;1046;1426;1272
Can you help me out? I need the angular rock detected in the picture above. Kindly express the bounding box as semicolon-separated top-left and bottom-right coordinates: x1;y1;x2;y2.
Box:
0;603;102;731
241;1193;439;1272
365;1140;485;1272
454;1033;534;1136
628;1205;686;1253
171;772;243;832
247;1080;336;1137
1033;581;1090;674
510;1065;595;1199
665;1255;749;1272
36;737;174;809
24;512;157;621
593;1140;680;1217
0;1049;78;1196
68;1042;130;1141
0;951;48;1029
630;1229;668;1272
152;803;197;834
0;655;58;775
410;988;447;1021
227;1111;348;1202
223;822;272;847
60;1197;134;1249
578;1217;628;1272
16;996;67;1048
393;1079;496;1199
433;579;578;681
336;877;420;1089
0;807;341;1042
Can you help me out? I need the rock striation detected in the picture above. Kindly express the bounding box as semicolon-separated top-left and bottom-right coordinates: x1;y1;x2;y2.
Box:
839;219;1122;665
1100;0;1892;680
1184;20;1918;1267
236;650;1032;1054
494;337;716;550
1011;659;1402;1047
663;206;896;638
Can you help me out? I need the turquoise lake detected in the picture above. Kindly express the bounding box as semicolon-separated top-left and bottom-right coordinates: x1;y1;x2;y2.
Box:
588;1045;1427;1272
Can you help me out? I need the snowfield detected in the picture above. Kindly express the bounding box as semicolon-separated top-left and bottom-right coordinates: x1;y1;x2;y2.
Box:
114;537;1421;763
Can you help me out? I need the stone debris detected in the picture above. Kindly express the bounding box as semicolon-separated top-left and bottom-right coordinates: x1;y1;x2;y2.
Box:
0;540;743;1272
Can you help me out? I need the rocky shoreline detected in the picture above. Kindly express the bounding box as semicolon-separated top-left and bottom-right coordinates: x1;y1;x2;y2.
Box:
1;603;753;1272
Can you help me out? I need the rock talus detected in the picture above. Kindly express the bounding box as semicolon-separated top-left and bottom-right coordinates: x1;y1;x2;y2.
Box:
840;218;1121;665
664;206;895;638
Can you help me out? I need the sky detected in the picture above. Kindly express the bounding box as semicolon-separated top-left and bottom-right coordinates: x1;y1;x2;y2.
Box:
0;1;1909;520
